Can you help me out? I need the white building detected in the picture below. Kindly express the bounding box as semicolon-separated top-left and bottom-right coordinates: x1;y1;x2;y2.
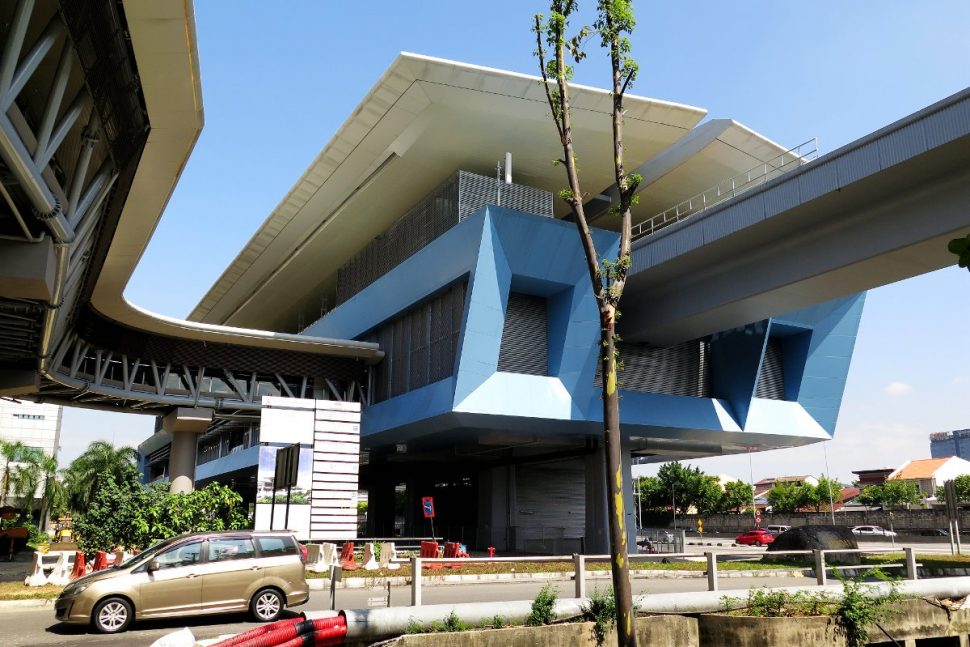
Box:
888;457;970;498
0;399;61;458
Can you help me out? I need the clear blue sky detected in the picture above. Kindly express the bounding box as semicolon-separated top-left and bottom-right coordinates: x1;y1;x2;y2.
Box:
61;2;970;484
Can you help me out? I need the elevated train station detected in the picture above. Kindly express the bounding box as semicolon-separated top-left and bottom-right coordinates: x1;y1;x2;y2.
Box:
1;1;969;550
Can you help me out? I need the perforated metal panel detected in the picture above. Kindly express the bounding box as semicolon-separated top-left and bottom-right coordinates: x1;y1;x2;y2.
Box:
336;172;552;303
595;340;710;397
368;282;466;403
754;337;786;400
498;294;548;376
457;171;553;221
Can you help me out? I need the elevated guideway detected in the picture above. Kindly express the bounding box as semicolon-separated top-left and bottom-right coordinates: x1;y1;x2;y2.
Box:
0;0;380;416
621;87;970;345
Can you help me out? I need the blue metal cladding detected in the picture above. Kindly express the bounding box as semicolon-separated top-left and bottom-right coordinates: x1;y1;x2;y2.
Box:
305;206;864;447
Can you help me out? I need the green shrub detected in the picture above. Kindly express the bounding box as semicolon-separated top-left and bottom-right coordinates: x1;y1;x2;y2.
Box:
443;611;468;632
404;618;423;634
526;583;558;626
492;614;507;629
582;587;617;646
835;570;902;647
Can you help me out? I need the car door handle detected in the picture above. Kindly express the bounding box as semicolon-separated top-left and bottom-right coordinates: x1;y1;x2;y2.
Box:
251;566;261;571
186;573;197;579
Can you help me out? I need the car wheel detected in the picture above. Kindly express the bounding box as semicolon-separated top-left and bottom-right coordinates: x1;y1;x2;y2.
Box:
757;540;764;547
251;588;285;622
92;597;133;634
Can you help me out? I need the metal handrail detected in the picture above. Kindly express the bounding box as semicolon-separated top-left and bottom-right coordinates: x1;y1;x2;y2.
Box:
631;137;819;240
400;545;922;604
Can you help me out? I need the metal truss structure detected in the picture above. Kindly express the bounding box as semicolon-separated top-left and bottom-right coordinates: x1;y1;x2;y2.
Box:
0;0;372;415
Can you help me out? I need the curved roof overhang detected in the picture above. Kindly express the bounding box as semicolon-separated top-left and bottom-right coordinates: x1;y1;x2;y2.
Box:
188;54;712;330
88;1;380;361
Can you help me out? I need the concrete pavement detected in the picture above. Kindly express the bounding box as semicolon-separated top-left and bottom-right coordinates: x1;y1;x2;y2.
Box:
2;575;809;647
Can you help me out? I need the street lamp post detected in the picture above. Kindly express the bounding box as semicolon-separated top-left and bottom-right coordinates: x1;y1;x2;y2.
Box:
671;483;677;532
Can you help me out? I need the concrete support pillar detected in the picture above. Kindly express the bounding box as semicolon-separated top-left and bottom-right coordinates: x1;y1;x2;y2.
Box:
585;445;609;555
162;407;212;494
477;465;511;551
621;445;637;551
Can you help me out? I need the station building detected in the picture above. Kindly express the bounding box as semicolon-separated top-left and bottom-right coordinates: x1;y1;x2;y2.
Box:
134;54;864;553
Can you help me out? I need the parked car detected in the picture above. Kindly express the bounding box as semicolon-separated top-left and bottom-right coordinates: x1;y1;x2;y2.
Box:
851;525;897;537
55;530;309;633
920;528;950;536
765;525;791;536
735;529;775;546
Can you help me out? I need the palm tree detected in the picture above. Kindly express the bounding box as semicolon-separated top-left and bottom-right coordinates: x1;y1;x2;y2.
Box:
38;455;65;530
11;447;43;521
64;441;138;511
1;440;28;507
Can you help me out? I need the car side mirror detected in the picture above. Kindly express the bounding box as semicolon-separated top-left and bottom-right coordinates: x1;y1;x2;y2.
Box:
147;559;160;573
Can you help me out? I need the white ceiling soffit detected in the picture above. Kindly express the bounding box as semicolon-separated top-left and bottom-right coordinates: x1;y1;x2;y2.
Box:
593;119;795;229
88;1;379;359
189;53;709;329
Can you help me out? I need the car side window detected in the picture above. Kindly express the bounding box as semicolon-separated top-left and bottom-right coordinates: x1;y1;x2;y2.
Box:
156;540;203;569
208;537;256;562
255;536;296;557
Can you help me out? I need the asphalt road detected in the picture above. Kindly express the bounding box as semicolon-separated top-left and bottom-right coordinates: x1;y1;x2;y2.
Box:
2;574;810;647
2;540;958;646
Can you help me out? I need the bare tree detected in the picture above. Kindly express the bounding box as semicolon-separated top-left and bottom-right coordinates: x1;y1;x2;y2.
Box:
533;2;641;644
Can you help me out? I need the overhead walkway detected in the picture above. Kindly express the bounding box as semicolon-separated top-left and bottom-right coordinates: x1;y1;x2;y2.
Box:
621;86;970;345
0;0;380;417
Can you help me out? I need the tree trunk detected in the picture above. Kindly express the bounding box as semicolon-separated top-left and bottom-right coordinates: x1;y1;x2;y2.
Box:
601;315;636;646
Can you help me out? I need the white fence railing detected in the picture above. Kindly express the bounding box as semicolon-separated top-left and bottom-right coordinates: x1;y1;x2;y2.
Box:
405;546;918;605
631;138;819;240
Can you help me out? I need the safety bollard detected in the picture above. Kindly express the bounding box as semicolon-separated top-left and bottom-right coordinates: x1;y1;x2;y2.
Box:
411;556;422;606
905;546;918;580
705;552;718;592
814;549;827;586
488;546;496;558
574;553;586;599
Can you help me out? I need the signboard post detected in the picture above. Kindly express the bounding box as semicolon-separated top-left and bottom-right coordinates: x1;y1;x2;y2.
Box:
422;496;436;540
271;444;300;530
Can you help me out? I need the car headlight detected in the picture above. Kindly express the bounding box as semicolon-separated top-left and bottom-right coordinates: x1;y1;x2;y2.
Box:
63;583;88;597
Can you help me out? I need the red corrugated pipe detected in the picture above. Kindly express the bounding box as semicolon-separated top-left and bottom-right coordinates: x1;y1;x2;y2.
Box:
209;615;346;647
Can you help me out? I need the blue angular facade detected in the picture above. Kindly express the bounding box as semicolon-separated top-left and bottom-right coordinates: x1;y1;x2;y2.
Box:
302;204;864;552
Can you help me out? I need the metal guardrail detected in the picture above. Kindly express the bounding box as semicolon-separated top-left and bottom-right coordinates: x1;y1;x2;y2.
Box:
631;138;820;240
404;546;920;605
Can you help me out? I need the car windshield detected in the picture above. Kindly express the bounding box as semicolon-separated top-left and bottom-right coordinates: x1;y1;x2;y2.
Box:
116;536;183;569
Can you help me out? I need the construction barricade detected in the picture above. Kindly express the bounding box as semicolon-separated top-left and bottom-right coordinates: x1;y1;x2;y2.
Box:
378;542;400;570
338;541;358;570
25;551;48;586
361;542;379;570
48;552;72;585
70;551;85;580
419;541;441;570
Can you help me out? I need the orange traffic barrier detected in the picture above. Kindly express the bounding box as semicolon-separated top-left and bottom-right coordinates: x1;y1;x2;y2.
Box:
420;540;442;570
338;541;358;570
70;551;85;580
92;551;108;571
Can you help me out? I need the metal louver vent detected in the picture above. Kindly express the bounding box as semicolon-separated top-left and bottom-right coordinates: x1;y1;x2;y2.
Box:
336;172;552;304
595;340;710;397
514;459;585;541
369;281;466;403
754;337;786;400
498;294;548;376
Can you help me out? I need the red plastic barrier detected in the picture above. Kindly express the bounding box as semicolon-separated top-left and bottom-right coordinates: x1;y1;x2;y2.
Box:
338;541;358;570
69;551;85;580
92;551;108;571
419;540;441;570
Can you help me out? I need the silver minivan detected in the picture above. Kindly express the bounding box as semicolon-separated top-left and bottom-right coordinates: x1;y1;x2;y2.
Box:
54;530;309;633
